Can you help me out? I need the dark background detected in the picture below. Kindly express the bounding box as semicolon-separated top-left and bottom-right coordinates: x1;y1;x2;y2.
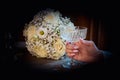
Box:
0;0;119;79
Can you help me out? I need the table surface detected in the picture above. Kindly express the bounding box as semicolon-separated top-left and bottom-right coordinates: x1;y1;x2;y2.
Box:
15;41;87;72
21;53;86;72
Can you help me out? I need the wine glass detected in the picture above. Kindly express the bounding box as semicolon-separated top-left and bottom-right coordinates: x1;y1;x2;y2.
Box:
60;26;87;69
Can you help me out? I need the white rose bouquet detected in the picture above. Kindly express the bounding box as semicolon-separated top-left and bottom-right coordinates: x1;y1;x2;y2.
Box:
23;9;76;60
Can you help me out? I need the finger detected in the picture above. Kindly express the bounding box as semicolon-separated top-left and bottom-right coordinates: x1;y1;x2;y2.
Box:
66;42;73;49
74;42;80;48
66;52;76;58
66;43;79;49
72;53;82;61
66;41;71;45
66;42;79;49
66;49;79;53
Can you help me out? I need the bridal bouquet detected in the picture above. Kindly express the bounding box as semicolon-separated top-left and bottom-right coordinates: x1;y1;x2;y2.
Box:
23;9;76;60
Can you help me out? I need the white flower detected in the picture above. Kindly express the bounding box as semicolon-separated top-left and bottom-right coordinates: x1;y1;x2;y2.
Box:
67;22;75;30
52;38;65;60
24;25;36;40
32;46;48;58
44;11;60;26
37;27;48;39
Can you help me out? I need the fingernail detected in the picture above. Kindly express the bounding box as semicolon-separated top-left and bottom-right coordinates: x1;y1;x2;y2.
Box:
73;50;79;52
70;54;75;56
80;38;83;40
74;46;79;49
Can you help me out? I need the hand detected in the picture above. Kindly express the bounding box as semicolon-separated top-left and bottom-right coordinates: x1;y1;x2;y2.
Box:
66;39;104;63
